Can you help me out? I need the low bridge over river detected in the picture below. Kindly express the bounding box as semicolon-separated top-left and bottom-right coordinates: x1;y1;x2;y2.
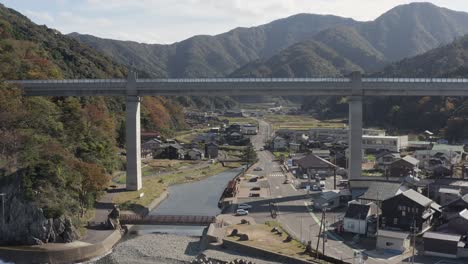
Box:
7;72;468;191
120;214;216;226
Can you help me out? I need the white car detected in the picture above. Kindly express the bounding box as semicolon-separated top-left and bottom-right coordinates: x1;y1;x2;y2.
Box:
238;204;252;210
236;209;249;216
319;181;326;189
302;174;309;179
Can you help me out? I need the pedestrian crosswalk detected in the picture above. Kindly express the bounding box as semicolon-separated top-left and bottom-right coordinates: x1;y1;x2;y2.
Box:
269;173;284;177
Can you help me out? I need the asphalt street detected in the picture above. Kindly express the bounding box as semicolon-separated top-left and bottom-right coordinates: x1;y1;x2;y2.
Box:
245;118;414;264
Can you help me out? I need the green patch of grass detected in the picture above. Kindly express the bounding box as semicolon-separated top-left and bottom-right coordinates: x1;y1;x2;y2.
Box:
221;116;258;125
366;154;376;162
264;114;345;131
174;128;207;143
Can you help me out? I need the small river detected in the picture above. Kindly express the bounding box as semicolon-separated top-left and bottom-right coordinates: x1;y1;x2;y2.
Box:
133;166;244;236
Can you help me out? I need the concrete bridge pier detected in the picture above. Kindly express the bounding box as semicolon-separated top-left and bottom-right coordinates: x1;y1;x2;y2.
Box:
125;72;142;191
348;72;363;180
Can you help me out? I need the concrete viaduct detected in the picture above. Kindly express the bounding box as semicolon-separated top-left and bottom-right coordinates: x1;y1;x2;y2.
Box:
8;72;468;191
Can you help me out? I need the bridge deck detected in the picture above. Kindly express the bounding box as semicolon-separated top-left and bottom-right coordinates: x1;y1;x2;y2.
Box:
120;214;216;226
7;77;468;97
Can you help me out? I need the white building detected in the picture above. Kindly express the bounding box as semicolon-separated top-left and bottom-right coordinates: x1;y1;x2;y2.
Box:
377;230;411;254
344;202;377;235
241;124;258;135
362;135;408;153
309;127;386;142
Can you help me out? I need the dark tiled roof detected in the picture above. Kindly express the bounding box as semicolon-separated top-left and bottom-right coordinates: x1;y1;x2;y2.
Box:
423;232;461;242
345;203;370;220
296;154;336;169
401;189;433;207
359;182;404;201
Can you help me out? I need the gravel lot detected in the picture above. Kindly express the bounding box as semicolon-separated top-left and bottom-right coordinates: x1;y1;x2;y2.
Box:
93;234;199;264
91;234;281;264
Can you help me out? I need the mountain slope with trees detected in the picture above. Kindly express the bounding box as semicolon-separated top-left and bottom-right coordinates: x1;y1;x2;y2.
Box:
0;3;184;245
70;2;468;78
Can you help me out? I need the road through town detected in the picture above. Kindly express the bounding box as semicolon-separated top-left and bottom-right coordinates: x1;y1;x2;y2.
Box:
246;118;408;264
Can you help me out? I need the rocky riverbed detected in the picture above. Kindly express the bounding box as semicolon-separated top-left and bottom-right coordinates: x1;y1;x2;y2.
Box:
92;234;280;264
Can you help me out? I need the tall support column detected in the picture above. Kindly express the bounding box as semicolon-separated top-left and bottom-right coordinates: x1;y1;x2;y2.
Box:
348;72;363;180
126;72;142;191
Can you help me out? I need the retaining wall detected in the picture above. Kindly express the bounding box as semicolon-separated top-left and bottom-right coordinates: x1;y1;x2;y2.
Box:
0;229;122;264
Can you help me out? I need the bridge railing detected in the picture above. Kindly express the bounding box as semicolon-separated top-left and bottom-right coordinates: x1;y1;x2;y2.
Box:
120;214;216;226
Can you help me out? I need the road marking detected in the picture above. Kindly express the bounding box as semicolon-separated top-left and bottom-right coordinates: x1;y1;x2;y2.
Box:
290;184;297;191
303;201;343;242
269;173;284;177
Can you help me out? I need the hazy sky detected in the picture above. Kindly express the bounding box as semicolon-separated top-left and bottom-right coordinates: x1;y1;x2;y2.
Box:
2;0;468;44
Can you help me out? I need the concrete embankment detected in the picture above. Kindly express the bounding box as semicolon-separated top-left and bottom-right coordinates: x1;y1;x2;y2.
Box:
0;229;122;264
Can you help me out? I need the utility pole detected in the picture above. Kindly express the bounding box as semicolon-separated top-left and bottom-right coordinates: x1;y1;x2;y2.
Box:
0;193;5;227
315;209;325;259
410;215;416;264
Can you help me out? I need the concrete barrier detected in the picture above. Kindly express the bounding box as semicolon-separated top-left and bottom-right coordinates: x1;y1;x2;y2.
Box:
0;229;122;264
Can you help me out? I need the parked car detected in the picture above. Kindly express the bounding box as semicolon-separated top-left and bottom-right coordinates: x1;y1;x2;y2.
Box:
302;174;309;179
238;204;252;210
319;181;326;189
236;209;249;216
259;147;264;151
312;184;321;191
249;177;258;182
254;167;263;171
338;179;349;187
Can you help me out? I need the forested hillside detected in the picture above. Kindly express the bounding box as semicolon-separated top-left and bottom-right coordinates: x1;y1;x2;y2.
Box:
0;3;182;245
71;2;468;79
69;14;358;78
302;35;468;141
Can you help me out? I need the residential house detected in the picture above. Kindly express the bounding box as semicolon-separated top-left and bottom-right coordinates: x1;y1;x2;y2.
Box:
141;131;161;141
381;189;440;233
441;194;468;220
186;148;204;160
448;209;468;235
407;141;432;151
357;182;408;205
159;143;185;160
438;187;462;206
226;132;249;146
141;138;162;158
375;151;401;171
344;202;378;235
313;190;341;210
414;148;463;174
311;149;331;161
423;232;463;258
296;154;337;178
224;110;244;117
205;142;219;159
225;124;241;134
289;142;301;153
272;136;287;151
388;156;420;178
376;230;411;254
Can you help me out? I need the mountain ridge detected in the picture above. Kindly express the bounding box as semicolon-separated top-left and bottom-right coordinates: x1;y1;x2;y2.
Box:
70;2;468;78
